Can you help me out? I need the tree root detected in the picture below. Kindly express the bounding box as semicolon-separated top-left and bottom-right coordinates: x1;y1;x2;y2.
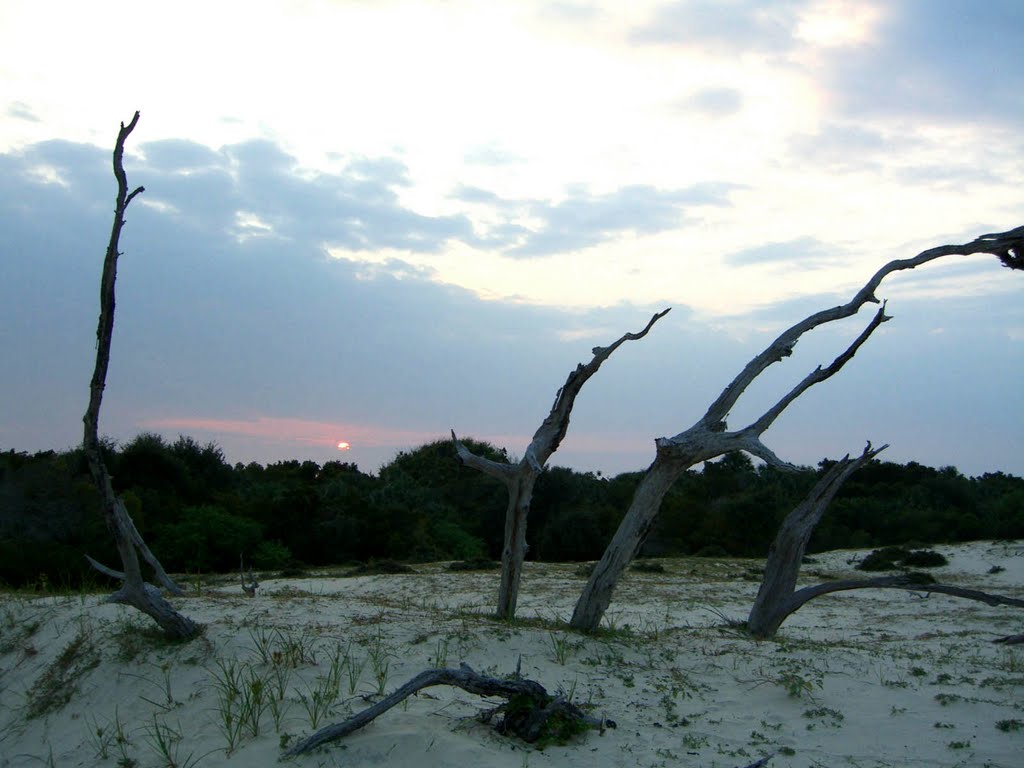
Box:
281;663;610;757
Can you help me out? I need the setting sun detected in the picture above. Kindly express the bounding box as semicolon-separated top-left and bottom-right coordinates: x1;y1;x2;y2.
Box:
336;441;351;451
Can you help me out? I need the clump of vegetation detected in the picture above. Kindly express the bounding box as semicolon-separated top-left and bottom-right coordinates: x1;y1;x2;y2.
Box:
495;693;594;749
447;558;499;572
27;624;101;718
574;563;596;578
902;550;949;568
632;561;666;574
996;719;1023;732
857;546;948;572
346;560;416;576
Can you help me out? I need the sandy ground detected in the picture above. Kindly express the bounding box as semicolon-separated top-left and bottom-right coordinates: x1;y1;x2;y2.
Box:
1;541;1022;768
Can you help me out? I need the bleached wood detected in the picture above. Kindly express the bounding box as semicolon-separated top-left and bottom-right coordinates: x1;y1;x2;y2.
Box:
453;309;670;619
571;227;1024;632
282;662;604;757
81;112;199;640
747;443;885;637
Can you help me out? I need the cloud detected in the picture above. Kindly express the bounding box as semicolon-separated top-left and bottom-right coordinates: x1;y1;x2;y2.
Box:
464;182;738;258
128;138;474;253
1;133;1020;477
822;0;1024;123
138;139;224;171
463;144;524;167
2;134;704;469
788;120;1020;189
6;101;39;122
631;0;805;52
679;87;744;118
788;122;902;171
723;236;834;268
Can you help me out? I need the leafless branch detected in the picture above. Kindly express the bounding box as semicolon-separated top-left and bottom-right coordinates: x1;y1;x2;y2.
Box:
700;228;1024;431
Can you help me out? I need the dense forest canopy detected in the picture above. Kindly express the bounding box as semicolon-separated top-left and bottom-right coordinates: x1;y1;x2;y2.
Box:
1;434;1022;589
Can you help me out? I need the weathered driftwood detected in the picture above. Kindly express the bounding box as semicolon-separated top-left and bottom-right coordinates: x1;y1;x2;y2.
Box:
453;308;669;620
241;554;259;597
747;443;886;637
570;227;1024;632
281;662;607;757
81;112;199;640
745;441;1024;637
994;633;1024;645
751;576;1024;637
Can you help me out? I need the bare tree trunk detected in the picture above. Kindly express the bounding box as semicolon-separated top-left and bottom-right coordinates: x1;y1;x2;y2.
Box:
497;474;537;618
454;308;669;621
570;227;1024;632
82;112;199;641
570;453;690;630
747;443;886;638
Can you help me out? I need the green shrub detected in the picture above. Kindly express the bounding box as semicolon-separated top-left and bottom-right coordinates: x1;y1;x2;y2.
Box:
858;546;948;572
902;550;949;568
252;540;292;570
857;546;911;571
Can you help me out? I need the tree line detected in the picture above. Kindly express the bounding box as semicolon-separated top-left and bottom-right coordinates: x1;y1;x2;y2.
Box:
2;433;1021;590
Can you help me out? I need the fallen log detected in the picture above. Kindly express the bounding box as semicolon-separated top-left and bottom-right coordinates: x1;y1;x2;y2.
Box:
281;662;609;757
993;633;1024;645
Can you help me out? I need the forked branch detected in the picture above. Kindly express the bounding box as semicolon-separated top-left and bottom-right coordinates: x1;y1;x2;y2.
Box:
453;308;670;620
700;227;1024;432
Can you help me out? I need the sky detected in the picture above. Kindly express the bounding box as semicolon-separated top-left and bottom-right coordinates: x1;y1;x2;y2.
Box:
1;0;1022;477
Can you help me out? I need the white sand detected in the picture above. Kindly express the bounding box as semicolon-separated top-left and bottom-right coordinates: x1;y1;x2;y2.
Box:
1;541;1021;767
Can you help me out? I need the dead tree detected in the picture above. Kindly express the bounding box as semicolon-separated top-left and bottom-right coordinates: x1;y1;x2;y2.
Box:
746;442;1024;637
81;112;200;640
751;573;1024;640
453;309;669;620
570;226;1024;632
240;554;259;597
746;442;887;637
282;662;608;757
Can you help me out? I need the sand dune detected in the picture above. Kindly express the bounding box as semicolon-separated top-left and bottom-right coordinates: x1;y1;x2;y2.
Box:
1;540;1021;767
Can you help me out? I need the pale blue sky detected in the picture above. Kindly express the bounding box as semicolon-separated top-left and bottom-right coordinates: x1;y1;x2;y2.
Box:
1;0;1021;475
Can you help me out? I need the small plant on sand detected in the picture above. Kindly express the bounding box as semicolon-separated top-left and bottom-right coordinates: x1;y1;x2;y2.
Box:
345;645;366;695
208;658;269;752
143;714;210;768
120;660;176;711
803;706;844;729
549;632;575;665
297;673;340;729
430;637;451;669
996;719;1023;732
26;622;100;718
87;709;129;761
276;627;318;667
367;630;393;696
747;665;823;701
88;708;135;768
